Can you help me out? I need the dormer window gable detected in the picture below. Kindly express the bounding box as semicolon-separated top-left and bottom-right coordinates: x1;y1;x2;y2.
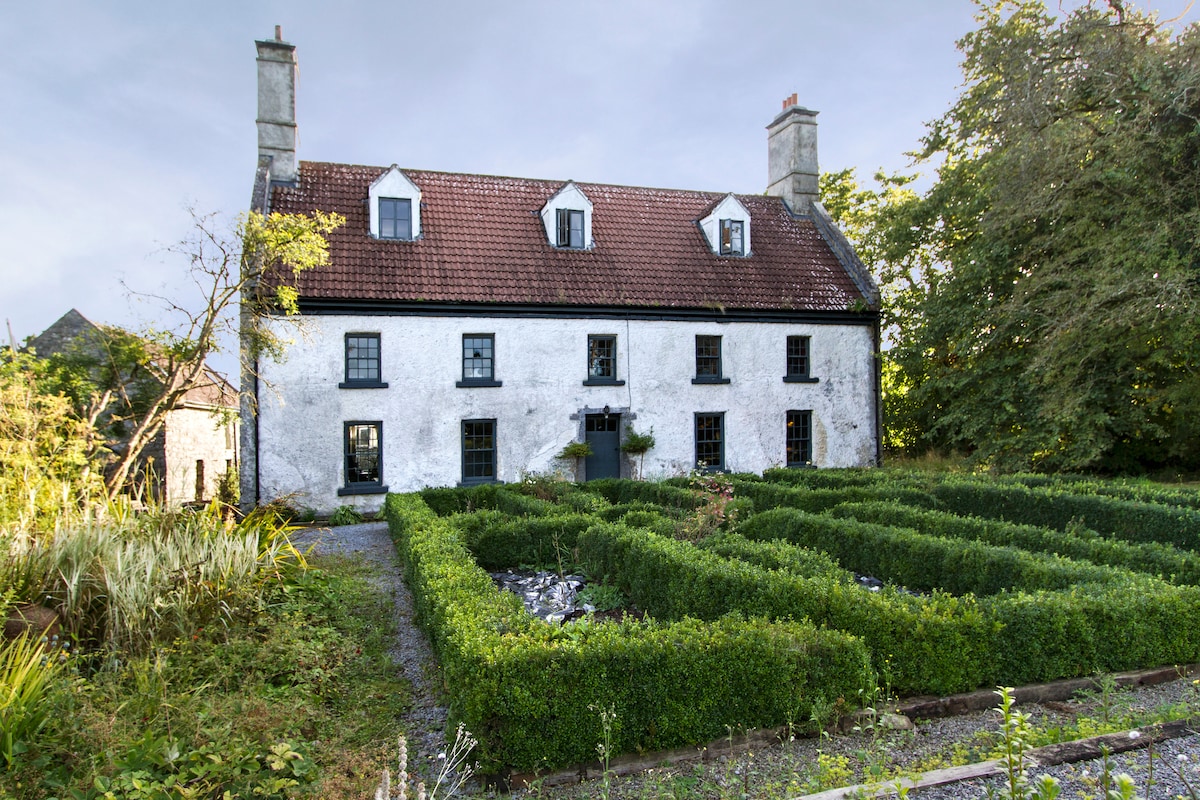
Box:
700;194;752;257
540;181;593;250
369;165;422;240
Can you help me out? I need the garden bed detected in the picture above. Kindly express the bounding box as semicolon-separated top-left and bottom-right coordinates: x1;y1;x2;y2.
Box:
383;472;1200;777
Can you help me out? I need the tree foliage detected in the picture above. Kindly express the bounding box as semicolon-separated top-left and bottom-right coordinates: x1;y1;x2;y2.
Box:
0;348;104;526
100;209;343;499
831;1;1200;473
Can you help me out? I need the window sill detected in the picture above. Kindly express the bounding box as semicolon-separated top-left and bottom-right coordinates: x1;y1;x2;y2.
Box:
458;478;499;487
783;376;819;384
692;377;731;385
456;379;503;388
786;463;815;469
338;381;389;389
583;378;625;387
338;484;389;496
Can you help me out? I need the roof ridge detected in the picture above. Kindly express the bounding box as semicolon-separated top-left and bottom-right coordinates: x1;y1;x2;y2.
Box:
297;160;766;201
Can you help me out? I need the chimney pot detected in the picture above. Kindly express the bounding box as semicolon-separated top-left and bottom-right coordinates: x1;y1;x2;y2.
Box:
275;25;282;41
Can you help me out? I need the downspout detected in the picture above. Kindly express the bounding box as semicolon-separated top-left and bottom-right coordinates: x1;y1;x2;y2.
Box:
874;315;884;467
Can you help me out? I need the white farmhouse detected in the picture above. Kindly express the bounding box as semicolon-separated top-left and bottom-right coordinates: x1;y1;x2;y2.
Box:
242;31;881;514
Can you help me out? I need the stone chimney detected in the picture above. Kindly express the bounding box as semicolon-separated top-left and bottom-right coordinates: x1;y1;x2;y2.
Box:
766;93;819;215
255;26;297;185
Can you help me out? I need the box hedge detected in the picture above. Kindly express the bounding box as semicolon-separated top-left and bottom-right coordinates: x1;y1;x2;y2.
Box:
576;521;996;696
732;479;938;516
729;507;1200;688
926;481;1200;549
829;501;1200;586
736;508;1139;596
383;493;872;774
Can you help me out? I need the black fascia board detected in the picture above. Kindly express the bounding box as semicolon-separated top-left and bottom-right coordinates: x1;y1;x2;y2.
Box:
295;298;879;327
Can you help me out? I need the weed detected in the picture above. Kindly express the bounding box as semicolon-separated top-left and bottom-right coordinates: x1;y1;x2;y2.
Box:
987;686;1061;800
590;703;617;800
376;724;477;800
330;504;365;526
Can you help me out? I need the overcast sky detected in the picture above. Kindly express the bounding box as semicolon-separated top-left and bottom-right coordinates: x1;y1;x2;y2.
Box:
2;1;1195;366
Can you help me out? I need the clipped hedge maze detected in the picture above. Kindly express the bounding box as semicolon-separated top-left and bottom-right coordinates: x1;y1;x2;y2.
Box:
385;471;1200;775
384;492;872;775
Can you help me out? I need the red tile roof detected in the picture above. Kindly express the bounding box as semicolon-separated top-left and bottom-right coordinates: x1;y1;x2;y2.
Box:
268;162;870;313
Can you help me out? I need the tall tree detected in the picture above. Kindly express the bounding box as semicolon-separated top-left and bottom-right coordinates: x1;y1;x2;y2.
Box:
98;209;343;499
878;0;1200;472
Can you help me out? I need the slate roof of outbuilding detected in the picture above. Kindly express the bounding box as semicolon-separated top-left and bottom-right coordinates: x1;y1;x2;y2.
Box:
268;161;870;313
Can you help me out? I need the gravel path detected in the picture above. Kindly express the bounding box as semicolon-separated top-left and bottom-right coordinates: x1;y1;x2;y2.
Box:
291;522;452;781
289;521;1199;799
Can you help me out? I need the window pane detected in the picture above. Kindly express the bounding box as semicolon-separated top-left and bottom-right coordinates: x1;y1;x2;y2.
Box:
462;335;494;379
720;219;743;255
346;423;381;484
380;198;412;240
786;410;812;467
696;335;721;378
346;334;381;382
588;335;615;379
463;420;496;482
695;413;724;470
569;210;584;248
787;335;810;378
557;209;584;248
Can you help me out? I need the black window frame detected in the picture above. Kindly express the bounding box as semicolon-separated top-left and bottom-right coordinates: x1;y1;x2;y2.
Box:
457;333;502;388
783;335;819;383
692;334;730;384
719;218;744;256
694;412;725;472
379;197;413;241
786;410;813;468
583;334;625;386
461;418;498;486
340;332;388;389
339;421;388;496
556;208;585;249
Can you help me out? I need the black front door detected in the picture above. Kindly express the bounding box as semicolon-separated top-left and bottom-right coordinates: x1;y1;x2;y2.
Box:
584;414;620;480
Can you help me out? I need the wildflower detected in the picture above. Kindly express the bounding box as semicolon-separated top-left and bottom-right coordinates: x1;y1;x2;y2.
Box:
1178;754;1189;763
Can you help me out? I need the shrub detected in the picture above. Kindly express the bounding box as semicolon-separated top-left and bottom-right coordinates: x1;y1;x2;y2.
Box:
927;480;1200;549
576;521;995;696
737;508;1136;596
449;511;599;571
383;494;872;773
0;634;70;769
829;501;1200;586
328;505;364;526
579;479;703;511
732;479;938;515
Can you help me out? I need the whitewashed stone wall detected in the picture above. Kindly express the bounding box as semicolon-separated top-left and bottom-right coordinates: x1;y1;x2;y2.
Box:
164;406;238;505
255;314;877;513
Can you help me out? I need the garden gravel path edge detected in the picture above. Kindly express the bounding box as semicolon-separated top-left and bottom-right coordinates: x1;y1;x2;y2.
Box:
290;522;452;779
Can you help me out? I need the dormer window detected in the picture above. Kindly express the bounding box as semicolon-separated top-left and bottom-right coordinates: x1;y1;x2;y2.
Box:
541;181;594;250
720;219;744;256
380;198;412;240
557;209;585;249
369;165;422;240
700;194;751;257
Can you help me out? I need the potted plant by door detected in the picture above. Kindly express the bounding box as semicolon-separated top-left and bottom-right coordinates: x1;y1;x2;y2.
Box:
620;426;655;481
555;441;593;482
